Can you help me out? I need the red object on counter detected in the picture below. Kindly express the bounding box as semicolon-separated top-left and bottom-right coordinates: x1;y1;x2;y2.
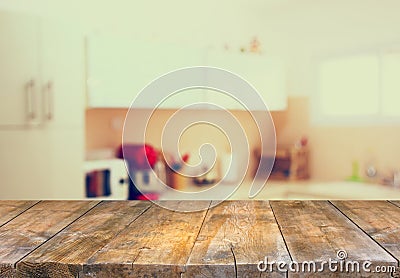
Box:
137;193;159;201
300;136;308;147
117;144;158;169
182;153;190;163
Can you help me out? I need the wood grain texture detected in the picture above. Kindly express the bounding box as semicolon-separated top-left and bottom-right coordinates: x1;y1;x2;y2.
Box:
270;201;397;277
0;201;98;278
0;201;398;277
186;201;290;278
0;201;38;227
331;201;400;261
17;201;151;278
82;201;211;278
390;200;400;208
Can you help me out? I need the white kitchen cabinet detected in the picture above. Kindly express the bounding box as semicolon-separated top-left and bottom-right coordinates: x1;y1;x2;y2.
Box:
0;12;40;126
46;129;85;199
0;129;52;199
86;36;287;111
87;35;205;109
155;45;206;109
0;11;85;199
206;50;287;111
0;12;84;128
0;128;85;199
40;18;85;128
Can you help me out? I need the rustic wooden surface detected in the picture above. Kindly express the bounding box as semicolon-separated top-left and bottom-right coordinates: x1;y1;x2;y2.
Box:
83;201;210;277
331;201;400;261
271;201;399;277
0;200;398;277
186;201;290;278
390;200;400;208
0;201;98;277
0;201;38;227
18;201;151;277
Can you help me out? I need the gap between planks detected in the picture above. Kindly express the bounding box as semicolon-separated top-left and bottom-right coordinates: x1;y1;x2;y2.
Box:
127;201;194;268
270;200;397;277
182;200;212;276
80;201;211;277
0;201;40;228
184;201;290;278
3;200;398;277
16;201;153;277
84;201;153;267
389;200;400;209
330;200;400;267
269;201;292;278
13;201;103;269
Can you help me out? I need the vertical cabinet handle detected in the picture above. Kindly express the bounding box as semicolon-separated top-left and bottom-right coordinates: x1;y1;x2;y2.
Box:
44;81;54;120
25;80;36;120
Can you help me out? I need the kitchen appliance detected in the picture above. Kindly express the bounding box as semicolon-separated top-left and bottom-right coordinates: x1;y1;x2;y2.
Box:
83;159;129;199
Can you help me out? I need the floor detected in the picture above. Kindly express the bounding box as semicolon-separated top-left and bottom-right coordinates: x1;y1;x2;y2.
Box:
0;200;399;277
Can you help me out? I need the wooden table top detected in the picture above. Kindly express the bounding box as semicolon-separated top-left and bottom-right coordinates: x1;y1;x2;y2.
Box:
0;201;399;277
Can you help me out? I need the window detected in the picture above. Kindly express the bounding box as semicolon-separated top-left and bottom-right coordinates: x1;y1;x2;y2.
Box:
316;50;400;124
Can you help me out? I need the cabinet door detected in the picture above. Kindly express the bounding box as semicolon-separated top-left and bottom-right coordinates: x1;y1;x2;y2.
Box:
0;128;84;199
205;51;249;110
0;11;41;126
155;44;206;109
87;35;205;108
40;18;85;128
206;50;287;111
40;20;85;198
0;129;53;199
46;128;85;199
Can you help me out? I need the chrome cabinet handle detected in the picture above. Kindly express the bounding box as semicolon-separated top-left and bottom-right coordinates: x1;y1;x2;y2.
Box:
26;80;36;120
44;81;54;120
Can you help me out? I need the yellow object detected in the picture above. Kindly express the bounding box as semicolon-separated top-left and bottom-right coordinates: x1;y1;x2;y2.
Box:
165;167;188;190
169;172;187;190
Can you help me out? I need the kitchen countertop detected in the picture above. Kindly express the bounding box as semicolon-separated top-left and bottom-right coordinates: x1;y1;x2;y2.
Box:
160;180;400;200
0;200;399;277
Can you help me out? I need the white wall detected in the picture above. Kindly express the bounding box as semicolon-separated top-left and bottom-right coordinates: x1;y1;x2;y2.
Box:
2;0;400;98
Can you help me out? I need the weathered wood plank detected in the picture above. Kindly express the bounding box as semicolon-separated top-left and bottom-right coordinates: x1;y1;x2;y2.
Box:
186;201;290;278
389;200;400;208
82;201;211;278
0;201;98;278
0;200;397;277
331;201;400;262
0;201;38;227
270;201;397;277
17;201;151;278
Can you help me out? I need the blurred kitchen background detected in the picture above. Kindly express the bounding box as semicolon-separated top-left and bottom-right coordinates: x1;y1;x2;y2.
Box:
1;0;400;200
